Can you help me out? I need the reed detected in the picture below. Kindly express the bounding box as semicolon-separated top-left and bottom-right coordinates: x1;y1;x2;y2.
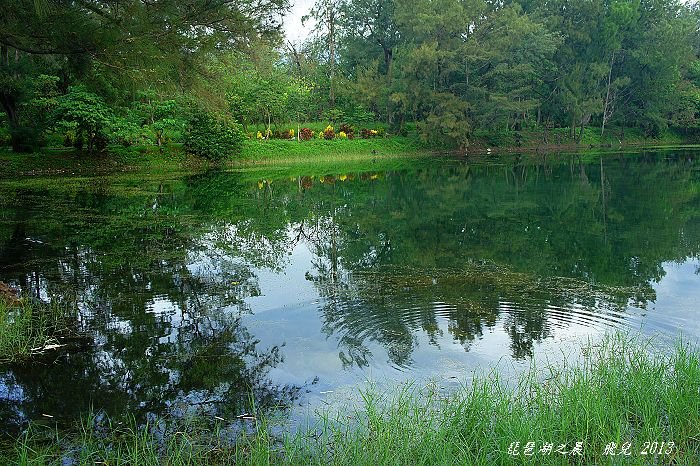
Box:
0;298;74;363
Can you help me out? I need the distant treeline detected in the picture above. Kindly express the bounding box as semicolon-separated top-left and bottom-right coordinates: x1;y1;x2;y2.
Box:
2;0;700;155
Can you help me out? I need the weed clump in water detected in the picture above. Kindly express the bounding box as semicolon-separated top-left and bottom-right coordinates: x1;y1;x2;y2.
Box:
0;286;80;363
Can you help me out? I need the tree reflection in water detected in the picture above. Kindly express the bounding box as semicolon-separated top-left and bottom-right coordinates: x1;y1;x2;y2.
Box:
1;150;699;432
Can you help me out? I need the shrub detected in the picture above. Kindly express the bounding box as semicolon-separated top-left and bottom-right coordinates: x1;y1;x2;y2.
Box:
299;127;314;141
324;108;345;123
110;118;145;147
62;130;76;147
184;111;244;161
0;125;10;146
323;125;335;140
273;129;290;139
347;105;376;125
360;128;379;139
338;131;348;139
339;123;355;138
52;86;114;153
149;117;183;147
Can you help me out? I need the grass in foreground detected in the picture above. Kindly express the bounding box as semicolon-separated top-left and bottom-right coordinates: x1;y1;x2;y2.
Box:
0;297;75;363
3;333;699;464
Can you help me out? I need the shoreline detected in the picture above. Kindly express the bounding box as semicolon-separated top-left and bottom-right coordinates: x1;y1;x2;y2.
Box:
2;334;698;465
0;135;696;179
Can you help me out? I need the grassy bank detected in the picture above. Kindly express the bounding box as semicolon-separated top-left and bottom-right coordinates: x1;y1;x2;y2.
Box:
0;125;696;177
240;136;423;162
0;136;425;178
0;145;193;177
4;334;699;465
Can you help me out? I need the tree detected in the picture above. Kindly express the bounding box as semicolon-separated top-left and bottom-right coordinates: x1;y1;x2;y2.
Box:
390;0;487;147
338;0;401;123
52;86;115;153
0;0;288;150
468;4;561;132
303;0;341;109
184;110;244;161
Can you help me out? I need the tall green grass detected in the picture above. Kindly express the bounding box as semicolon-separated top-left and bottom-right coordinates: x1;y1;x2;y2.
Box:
3;334;700;464
0;298;74;363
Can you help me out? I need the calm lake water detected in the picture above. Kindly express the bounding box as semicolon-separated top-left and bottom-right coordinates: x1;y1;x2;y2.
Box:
1;149;699;432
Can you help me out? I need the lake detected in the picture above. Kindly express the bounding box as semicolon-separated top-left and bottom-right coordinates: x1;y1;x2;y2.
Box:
1;149;699;433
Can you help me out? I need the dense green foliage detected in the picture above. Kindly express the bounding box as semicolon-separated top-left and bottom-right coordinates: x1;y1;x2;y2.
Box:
4;335;699;464
184;111;244;161
332;0;700;147
0;0;286;155
3;0;700;156
52;87;114;153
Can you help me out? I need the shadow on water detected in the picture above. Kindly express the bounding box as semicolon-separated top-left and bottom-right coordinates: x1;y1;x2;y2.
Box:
1;148;699;432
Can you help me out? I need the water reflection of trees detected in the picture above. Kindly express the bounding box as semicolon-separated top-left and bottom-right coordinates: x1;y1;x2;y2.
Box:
191;154;697;365
0;183;302;433
288;153;698;364
1;152;699;417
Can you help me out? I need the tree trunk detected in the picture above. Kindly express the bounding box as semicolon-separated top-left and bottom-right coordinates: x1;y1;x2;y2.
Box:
384;47;393;125
287;41;302;75
570;113;576;139
601;51;615;138
328;5;336;108
0;45;20;151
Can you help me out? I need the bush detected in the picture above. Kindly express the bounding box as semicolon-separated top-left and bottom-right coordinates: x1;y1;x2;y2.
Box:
62;131;75;148
323;125;335;140
0;124;10;146
7;126;44;152
52;86;114;153
299;127;314;141
360;128;379;139
339;123;355;138
324;108;345;123
184;111;244;161
346;105;376;125
110;118;146;147
273;129;292;140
